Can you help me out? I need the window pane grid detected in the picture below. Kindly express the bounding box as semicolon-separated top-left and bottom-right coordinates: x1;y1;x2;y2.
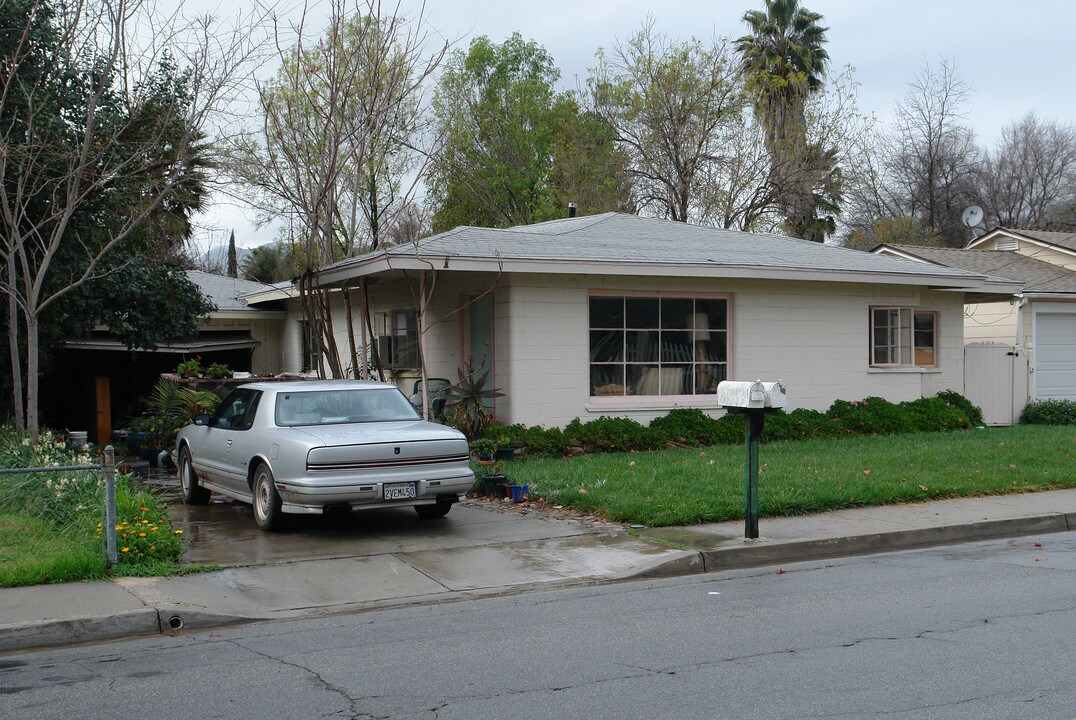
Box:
871;307;937;368
590;296;728;396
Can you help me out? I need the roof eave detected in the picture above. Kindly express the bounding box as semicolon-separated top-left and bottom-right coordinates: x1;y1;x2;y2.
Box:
314;253;1013;292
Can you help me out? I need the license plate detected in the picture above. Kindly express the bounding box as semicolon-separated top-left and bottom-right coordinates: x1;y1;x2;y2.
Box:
384;482;417;500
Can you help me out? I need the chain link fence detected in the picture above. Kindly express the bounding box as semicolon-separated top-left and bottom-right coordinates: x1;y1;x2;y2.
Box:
0;446;119;580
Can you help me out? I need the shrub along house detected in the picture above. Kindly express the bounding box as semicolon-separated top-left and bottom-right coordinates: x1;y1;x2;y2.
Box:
245;213;1020;429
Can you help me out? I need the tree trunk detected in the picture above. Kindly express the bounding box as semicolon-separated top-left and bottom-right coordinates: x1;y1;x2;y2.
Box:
342;287;359;378
7;257;25;432
25;313;39;440
418;272;430;419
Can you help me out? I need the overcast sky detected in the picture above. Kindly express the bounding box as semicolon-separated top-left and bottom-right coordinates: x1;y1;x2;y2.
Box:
195;0;1075;250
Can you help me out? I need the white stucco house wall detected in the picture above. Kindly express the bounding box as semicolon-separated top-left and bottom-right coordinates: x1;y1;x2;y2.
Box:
875;228;1076;421
246;213;1019;429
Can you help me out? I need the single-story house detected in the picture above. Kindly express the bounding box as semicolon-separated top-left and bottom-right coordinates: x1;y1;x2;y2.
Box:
874;227;1076;423
48;271;287;442
245;213;1019;428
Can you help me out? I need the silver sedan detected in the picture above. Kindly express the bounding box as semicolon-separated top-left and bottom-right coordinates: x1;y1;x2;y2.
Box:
175;380;474;530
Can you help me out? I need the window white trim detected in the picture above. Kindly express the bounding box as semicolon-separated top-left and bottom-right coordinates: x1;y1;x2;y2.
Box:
869;306;939;368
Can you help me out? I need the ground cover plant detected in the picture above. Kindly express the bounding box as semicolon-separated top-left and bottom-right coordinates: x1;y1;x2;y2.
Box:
0;426;185;587
502;425;1075;526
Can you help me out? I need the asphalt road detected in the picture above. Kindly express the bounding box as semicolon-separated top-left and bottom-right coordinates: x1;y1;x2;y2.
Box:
2;532;1074;720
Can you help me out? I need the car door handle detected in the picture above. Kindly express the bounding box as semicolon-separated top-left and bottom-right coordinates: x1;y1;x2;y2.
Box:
226;439;233;447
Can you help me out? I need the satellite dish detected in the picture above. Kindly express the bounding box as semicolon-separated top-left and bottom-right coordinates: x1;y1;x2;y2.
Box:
961;205;984;228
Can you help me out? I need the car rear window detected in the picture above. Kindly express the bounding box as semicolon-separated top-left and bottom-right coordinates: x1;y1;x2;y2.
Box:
275;388;420;426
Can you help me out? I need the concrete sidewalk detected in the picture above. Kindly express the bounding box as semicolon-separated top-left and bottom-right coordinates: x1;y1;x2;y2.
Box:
2;489;1075;654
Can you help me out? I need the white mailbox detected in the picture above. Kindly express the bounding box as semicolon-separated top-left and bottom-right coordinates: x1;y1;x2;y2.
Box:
717;379;787;409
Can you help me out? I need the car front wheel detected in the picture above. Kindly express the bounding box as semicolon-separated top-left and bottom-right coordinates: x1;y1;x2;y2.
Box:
178;447;210;505
252;463;285;531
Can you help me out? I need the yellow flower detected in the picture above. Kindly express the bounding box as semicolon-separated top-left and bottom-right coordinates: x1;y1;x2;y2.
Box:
138;532;147;537
150;526;158;531
149;546;156;551
141;507;148;512
174;529;183;535
121;547;129;553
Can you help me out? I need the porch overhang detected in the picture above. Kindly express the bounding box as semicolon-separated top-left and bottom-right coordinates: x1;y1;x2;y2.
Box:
61;333;261;354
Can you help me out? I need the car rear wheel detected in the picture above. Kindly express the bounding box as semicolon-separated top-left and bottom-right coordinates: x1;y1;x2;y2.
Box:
178;447;210;505
252;463;285;531
414;502;452;519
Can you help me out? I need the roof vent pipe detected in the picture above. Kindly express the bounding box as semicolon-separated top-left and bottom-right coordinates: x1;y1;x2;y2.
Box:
568;202;577;218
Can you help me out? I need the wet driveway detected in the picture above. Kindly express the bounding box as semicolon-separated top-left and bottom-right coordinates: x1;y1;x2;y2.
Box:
132;462;627;569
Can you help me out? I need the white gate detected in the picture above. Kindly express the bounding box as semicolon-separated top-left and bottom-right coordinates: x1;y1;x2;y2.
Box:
964;343;1028;426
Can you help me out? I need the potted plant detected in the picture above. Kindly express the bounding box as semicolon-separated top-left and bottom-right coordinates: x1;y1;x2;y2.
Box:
493;433;515;462
204;362;231;379
480;461;510;498
443;360;504;441
176;356;202;378
469;438;497;463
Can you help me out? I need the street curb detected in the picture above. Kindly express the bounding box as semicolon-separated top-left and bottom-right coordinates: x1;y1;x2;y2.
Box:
0;608;255;654
0;610;161;653
699;513;1073;571
627;513;1074;578
609;549;704;580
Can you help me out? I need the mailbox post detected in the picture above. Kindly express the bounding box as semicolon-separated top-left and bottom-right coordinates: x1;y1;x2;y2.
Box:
717;380;786;539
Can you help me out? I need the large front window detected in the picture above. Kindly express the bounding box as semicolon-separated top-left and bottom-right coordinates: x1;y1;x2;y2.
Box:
589;295;728;397
871;307;937;367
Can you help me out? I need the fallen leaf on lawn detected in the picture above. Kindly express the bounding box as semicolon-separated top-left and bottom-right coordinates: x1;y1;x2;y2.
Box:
708;460;715;465
863;469;871;475
918;484;929;491
1009;464;1017;468
578;488;587;494
628;461;636;467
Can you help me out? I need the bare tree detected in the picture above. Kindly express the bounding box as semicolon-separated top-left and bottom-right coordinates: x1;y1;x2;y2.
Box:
878;57;980;247
590;18;744;223
0;0;266;438
978;113;1076;229
233;0;447;379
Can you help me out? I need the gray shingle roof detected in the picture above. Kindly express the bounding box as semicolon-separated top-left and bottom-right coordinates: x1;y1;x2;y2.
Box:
882;245;1076;294
186;271;277;312
328;213;997;284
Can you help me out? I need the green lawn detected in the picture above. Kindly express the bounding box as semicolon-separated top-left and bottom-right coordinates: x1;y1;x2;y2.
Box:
502;425;1076;526
0;472;188;588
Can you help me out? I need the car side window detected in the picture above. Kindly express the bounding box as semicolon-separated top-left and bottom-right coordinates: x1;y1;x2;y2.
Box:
210;389;261;431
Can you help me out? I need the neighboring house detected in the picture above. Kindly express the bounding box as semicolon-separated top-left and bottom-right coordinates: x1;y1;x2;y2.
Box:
49;271;287;442
874;227;1076;424
246;213;1018;429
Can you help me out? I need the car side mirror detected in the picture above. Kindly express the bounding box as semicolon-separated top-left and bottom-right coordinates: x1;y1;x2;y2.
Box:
194;413;210;426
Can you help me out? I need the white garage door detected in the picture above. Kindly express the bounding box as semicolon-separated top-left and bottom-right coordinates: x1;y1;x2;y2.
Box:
1034;310;1076;401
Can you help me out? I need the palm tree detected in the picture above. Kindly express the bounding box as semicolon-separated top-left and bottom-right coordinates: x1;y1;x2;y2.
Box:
736;0;830;240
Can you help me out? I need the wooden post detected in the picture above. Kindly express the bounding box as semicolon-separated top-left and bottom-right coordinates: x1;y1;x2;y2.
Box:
95;376;111;445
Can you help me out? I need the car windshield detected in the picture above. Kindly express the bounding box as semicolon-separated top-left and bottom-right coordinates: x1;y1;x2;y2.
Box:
275;388;420;426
